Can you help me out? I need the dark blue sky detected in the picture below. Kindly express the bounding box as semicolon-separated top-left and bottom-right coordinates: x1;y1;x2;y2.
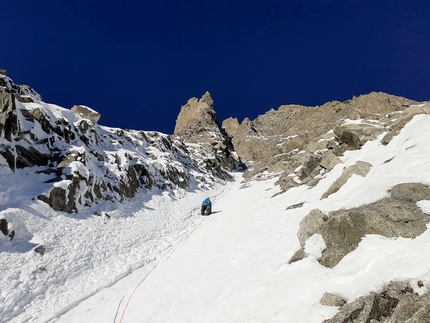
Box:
2;0;429;134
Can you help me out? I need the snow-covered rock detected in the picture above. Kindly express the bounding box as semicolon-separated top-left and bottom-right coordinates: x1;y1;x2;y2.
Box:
0;75;237;213
2;70;430;323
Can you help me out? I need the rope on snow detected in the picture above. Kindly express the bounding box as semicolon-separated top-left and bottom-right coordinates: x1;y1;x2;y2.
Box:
113;210;207;323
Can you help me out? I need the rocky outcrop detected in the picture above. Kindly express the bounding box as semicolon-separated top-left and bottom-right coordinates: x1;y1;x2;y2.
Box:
297;209;328;246
224;92;416;159
320;292;347;307
174;91;216;136
333;123;385;149
0;218;15;241
323;281;430;323
222;92;421;192
174;92;245;173
382;102;430;144
71;105;101;126
292;183;430;268
321;161;372;199
34;245;46;255
0;218;8;235
0;75;236;213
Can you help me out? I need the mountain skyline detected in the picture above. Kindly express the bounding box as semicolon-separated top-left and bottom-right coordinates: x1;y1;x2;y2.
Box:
2;0;430;134
2;106;430;322
2;48;430;321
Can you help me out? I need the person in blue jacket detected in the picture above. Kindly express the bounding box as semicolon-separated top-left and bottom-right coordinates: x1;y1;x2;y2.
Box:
201;197;212;215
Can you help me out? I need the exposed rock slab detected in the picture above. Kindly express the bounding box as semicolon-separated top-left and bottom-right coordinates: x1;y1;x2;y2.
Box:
297;209;328;246
292;183;430;268
321;161;372;199
323;281;430;323
320;292;347;307
382;102;430;144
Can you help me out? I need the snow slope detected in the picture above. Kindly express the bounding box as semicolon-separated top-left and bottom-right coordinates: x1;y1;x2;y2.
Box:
2;114;430;322
0;173;228;323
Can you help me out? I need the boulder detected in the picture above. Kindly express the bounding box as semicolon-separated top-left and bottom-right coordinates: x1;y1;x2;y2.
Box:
34;245;46;255
38;186;77;213
319;150;342;170
71;105;101;126
382;102;430;144
288;247;306;264
298;154;322;180
0;218;8;235
333;124;385;150
320;292;347;307
57;150;84;168
389;182;430;203
319;183;430;268
0;218;15;241
390;103;430;132
293;183;430;268
297;209;328;246
274;174;300;194
321;161;372;199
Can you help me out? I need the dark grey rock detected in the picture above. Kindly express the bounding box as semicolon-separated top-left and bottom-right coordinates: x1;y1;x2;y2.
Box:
324;281;430;323
319;192;429;268
34;245;46;255
0;218;8;235
288;247;306;264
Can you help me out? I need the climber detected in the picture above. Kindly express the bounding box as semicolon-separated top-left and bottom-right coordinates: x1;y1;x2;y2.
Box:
201;197;212;215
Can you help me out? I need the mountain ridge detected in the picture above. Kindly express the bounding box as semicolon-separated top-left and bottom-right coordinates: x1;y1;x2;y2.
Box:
0;72;239;213
2;70;430;322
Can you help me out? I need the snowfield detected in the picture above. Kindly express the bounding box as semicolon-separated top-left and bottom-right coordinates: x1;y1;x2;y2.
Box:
2;114;430;323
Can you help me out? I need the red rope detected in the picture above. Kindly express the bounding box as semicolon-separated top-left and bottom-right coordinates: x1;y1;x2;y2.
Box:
116;216;206;323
